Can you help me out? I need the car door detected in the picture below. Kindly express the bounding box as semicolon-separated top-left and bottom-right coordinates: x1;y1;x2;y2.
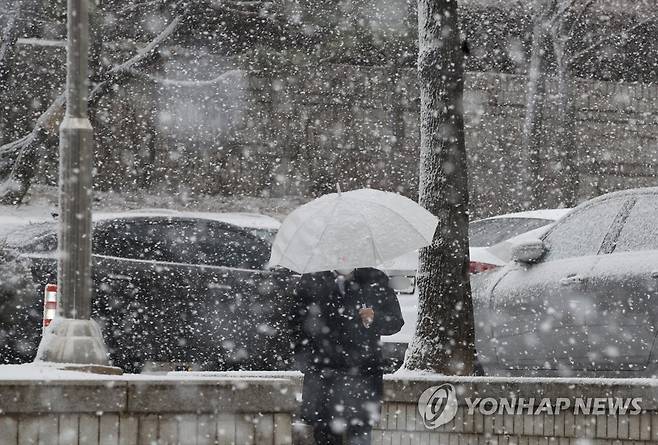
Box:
584;194;658;372
92;217;195;370
490;196;628;372
191;220;295;370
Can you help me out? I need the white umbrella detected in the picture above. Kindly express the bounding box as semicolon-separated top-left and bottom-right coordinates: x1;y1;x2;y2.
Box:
269;188;438;274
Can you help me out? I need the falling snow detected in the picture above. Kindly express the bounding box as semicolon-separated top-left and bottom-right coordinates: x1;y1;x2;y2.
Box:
0;0;656;385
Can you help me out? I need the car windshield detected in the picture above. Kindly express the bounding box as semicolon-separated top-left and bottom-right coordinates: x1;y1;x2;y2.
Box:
469;217;554;247
612;196;658;253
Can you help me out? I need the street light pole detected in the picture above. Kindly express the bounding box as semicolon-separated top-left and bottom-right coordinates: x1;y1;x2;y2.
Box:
35;0;111;367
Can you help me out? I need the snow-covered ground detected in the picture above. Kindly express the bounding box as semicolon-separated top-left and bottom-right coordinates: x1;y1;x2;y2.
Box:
5;185;307;221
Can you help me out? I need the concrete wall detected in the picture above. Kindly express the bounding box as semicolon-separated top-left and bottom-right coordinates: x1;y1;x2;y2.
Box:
214;373;658;445
0;376;296;445
9;38;658;216
3;372;657;445
149;64;658;217
374;375;658;444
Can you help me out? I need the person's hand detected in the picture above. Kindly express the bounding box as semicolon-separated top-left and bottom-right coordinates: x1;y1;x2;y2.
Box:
359;307;375;328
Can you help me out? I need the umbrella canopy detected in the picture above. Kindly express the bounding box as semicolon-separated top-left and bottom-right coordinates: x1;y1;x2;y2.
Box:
269;188;438;274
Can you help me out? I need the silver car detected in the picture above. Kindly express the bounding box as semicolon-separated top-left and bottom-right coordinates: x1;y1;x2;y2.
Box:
474;187;658;377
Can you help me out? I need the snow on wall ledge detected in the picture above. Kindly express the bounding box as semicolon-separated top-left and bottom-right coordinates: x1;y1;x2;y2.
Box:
1;370;658;443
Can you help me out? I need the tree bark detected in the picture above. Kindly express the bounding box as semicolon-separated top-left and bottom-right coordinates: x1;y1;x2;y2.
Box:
554;40;578;207
403;0;476;375
522;17;549;208
0;0;24;93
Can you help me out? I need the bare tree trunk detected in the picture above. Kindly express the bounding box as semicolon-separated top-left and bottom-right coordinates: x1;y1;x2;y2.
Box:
0;0;24;93
522;18;549;208
555;46;578;207
404;0;476;375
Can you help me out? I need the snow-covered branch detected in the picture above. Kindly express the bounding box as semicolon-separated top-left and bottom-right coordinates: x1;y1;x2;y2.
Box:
112;0;172;17
564;0;597;35
88;14;184;104
550;0;580;26
568;14;657;66
0;6;187;204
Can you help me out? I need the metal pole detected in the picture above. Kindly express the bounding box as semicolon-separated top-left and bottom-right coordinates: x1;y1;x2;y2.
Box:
35;0;111;367
60;0;92;320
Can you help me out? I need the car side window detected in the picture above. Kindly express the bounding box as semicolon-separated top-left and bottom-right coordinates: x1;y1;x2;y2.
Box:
93;219;171;262
202;222;270;270
93;218;269;269
137;220;269;269
542;198;626;262
469;218;552;247
93;221;126;257
613;196;658;253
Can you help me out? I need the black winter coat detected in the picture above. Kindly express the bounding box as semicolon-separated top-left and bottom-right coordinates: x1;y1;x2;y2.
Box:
292;268;404;373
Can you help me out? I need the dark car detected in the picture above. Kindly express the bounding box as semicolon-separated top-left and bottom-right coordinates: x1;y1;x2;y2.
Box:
473;187;658;377
3;210;297;372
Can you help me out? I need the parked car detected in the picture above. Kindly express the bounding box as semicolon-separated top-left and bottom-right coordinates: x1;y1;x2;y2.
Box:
379;208;570;292
379;208;570;368
468;208;571;271
1;210;297;372
474;187;658;377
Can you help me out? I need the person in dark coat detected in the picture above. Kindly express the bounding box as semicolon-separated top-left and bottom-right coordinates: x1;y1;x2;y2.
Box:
292;267;404;445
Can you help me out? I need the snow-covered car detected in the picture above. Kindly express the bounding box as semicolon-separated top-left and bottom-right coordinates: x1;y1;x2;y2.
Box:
474;187;658;377
468;208;571;271
379;208;570;293
380;208;569;367
2;210;297;372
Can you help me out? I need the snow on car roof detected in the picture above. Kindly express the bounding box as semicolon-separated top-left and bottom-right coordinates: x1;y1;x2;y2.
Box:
0;205;54;227
93;210;281;230
0;204;282;232
0;205;56;245
480;208;572;222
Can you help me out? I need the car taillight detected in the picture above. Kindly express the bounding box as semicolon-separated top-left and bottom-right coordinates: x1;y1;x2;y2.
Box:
469;261;498;275
43;284;58;328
